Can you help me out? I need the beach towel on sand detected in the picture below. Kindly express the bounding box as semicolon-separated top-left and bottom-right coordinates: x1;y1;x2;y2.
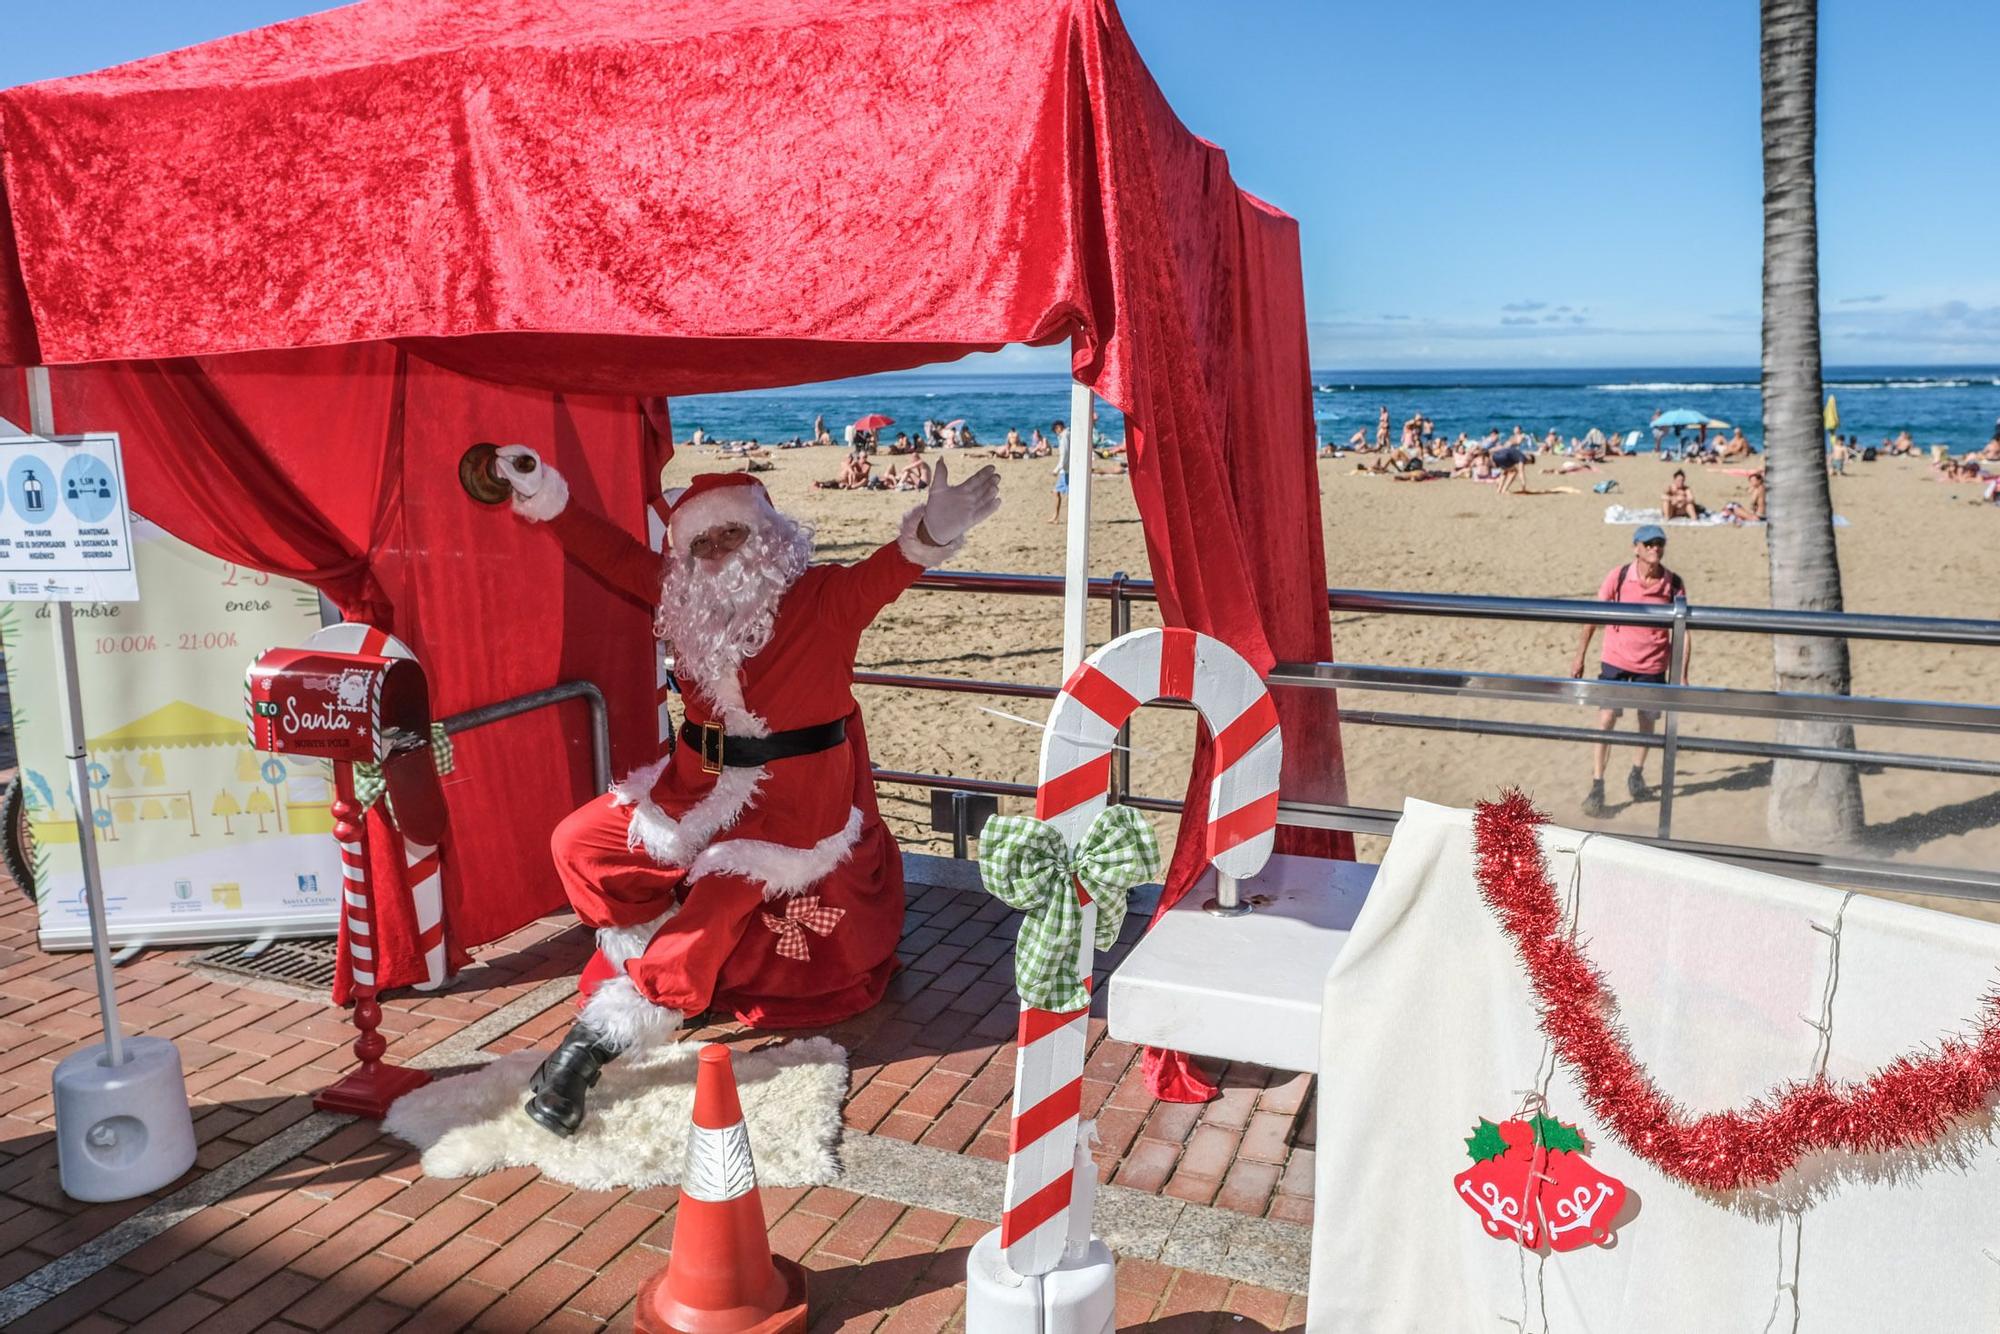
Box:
1604;505;1849;528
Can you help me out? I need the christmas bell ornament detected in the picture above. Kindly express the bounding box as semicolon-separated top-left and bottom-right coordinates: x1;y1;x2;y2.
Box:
1453;1111;1627;1253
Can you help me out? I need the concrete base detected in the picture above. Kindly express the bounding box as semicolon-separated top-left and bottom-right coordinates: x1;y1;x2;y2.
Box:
53;1035;197;1203
965;1229;1116;1334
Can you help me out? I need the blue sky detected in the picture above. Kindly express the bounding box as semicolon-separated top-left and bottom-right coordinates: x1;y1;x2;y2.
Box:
5;1;1995;369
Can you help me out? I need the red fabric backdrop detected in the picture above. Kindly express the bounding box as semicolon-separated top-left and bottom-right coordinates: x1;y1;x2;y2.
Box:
0;0;1351;1088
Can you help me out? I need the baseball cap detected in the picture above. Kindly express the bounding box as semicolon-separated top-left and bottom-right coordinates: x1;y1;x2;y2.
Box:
1632;524;1666;545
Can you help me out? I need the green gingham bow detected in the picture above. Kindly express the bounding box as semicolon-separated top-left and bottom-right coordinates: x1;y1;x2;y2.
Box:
979;805;1161;1013
352;723;455;813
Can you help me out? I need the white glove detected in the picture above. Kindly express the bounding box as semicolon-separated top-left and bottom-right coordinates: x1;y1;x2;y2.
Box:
917;460;1002;546
495;443;570;521
494;443;547;499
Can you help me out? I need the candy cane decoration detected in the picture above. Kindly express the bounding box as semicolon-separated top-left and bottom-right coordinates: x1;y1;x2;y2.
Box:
333;762;378;989
307;623;448;991
1000;627;1283;1275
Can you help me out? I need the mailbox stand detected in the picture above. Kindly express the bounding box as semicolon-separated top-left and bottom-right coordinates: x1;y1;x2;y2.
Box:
247;640;446;1118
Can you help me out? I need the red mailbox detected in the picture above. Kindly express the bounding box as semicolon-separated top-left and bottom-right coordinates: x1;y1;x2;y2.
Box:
246;647;446;845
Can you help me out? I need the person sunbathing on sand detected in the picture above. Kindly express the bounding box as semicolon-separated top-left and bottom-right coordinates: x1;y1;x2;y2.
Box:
1715;429;1753;461
1356;447;1418;476
1663;469;1702;520
1720;471;1766;524
813;447;872;490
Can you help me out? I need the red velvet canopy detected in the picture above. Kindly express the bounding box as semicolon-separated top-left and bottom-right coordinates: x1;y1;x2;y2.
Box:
0;0;1349;1090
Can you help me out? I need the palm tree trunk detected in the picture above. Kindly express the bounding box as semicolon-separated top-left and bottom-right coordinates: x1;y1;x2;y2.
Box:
1761;0;1864;844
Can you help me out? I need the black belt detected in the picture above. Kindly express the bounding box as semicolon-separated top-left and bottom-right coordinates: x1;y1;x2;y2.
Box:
680;717;847;772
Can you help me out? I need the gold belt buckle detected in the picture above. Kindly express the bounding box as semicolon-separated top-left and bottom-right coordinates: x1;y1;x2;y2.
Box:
698;722;725;774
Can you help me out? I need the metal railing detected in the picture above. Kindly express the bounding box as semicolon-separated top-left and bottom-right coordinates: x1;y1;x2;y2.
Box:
441;680;612;792
857;571;2000;902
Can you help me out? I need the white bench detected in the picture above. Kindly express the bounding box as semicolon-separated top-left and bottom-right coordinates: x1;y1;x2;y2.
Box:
1106;854;1377;1074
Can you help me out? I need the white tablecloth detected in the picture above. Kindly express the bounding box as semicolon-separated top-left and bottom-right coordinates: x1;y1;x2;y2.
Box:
1308;799;2000;1332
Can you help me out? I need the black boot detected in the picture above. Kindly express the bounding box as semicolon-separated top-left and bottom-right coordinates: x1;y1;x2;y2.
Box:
524;1022;622;1138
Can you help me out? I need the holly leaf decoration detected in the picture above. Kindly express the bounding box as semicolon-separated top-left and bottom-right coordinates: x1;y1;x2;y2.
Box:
1532;1114;1588;1154
1464;1118;1512;1163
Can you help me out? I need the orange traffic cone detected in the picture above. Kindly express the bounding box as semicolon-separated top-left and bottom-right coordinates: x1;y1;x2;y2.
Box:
635;1045;809;1334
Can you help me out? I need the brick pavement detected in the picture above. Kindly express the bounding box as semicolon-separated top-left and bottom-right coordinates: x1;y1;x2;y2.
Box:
0;860;1314;1330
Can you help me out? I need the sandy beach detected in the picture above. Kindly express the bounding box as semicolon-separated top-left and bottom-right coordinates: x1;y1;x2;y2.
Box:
662;444;2000;916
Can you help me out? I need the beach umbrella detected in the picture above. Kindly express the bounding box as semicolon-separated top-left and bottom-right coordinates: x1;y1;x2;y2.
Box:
852;413;894;431
1823;394;1840;433
1650;409;1709;429
945;418;966;429
1704;419;1732;430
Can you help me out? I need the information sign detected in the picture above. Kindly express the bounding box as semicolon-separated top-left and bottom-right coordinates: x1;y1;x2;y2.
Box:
0;432;139;602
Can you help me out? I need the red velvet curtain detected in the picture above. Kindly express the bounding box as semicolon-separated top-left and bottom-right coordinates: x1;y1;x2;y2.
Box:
0;0;1352;1051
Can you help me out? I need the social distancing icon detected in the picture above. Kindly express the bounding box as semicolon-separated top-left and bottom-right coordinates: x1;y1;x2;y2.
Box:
61;455;119;523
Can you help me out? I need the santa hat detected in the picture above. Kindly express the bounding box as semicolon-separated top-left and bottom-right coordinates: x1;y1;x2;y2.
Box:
666;473;781;556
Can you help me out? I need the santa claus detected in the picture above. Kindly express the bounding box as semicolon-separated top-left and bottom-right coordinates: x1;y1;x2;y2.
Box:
484;445;1001;1136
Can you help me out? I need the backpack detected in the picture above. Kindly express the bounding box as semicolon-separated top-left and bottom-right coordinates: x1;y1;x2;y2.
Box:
1614;562;1683;602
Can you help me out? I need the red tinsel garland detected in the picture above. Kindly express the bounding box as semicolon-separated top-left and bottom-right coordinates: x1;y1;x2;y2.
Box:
1473;791;2000;1193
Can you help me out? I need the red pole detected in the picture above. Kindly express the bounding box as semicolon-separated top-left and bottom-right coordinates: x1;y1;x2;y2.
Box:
311;766;429;1118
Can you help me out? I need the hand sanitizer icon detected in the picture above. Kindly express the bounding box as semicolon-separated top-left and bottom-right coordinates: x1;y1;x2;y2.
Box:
22;469;44;512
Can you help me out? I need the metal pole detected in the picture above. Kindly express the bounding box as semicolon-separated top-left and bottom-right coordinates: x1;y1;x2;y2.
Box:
1657;594;1688;841
1108;571;1131;805
27;367;125;1066
951;792;971;861
1060;371;1093;675
1204;872;1248;918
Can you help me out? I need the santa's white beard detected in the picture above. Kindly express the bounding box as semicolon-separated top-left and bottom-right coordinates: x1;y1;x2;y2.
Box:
656;514;814;700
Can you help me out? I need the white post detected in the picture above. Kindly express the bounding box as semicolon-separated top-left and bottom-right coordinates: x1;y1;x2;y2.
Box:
27;368;125;1066
1060;370;1094;675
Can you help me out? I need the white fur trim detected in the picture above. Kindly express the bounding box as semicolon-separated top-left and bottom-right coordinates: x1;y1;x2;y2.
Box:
511;465;571;522
898;505;966;568
624;765;767;867
692;673;770;738
610;755;672;805
578;976;682;1052
687;807;867;900
596;905;676;971
669;484;780;556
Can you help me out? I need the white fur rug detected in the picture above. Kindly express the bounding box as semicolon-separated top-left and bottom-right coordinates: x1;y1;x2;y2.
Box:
382;1038;848;1191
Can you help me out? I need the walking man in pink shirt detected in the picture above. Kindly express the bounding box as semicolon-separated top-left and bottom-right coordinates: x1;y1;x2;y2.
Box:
1570;525;1691;817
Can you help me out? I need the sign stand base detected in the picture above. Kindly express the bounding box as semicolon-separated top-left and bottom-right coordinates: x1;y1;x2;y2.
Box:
964;1230;1115;1334
54;1035;197;1202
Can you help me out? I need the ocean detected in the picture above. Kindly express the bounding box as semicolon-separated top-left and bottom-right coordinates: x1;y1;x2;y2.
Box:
669;365;2000;454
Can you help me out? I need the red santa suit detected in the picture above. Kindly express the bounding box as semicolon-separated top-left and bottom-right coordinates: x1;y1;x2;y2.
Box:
513;468;970;1045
